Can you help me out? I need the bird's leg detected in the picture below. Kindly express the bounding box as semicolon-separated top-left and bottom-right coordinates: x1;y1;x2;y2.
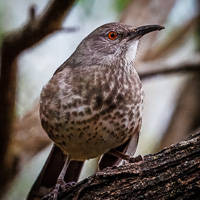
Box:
54;155;71;192
108;149;143;163
42;156;71;200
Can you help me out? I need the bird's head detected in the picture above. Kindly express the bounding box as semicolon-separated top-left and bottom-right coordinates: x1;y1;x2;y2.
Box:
68;22;164;66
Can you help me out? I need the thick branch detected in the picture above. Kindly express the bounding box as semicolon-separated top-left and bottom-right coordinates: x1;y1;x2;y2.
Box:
0;0;75;195
60;132;200;200
2;0;75;57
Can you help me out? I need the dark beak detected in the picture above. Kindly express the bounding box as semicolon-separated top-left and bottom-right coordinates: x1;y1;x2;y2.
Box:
128;25;164;40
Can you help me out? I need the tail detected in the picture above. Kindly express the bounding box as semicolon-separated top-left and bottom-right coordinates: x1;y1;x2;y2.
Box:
27;142;131;200
27;145;84;200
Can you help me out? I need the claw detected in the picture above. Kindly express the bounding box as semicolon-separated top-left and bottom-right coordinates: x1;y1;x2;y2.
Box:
129;155;143;163
41;181;76;200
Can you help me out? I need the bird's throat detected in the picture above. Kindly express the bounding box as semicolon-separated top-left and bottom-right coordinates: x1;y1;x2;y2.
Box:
125;40;139;64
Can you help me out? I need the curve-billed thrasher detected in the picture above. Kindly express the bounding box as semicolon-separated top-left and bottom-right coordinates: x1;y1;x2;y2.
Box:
29;22;164;200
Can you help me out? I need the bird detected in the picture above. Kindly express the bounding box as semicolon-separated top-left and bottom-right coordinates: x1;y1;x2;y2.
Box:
28;22;164;200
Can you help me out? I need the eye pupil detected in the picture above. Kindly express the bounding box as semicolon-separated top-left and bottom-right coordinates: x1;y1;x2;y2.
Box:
108;31;118;40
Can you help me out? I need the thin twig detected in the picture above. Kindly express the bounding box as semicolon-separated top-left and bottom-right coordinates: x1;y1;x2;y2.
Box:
29;4;37;22
55;27;79;33
138;54;200;79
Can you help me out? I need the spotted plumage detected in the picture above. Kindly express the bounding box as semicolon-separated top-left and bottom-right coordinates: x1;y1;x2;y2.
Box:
40;22;163;162
40;61;143;160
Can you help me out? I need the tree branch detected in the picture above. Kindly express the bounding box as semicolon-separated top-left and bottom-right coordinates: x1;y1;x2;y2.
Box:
2;0;75;57
0;0;76;195
58;131;200;200
138;54;200;80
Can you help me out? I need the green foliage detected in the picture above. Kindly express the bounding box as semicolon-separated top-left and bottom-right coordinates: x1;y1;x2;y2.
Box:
78;0;132;16
114;0;132;12
194;24;200;52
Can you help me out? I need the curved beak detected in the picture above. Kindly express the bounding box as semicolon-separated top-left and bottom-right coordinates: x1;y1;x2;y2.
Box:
128;25;164;40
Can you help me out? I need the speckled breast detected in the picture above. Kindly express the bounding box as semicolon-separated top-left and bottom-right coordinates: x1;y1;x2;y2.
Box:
40;64;143;161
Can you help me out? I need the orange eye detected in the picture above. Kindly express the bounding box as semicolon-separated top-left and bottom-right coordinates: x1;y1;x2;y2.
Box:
108;31;118;40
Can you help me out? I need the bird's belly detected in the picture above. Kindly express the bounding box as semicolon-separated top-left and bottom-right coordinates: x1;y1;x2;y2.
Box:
40;65;143;160
42;104;141;161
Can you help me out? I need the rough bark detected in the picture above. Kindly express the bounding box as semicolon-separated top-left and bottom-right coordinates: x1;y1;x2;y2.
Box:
57;131;200;200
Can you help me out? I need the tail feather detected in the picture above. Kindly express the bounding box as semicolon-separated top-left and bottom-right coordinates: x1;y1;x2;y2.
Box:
27;145;84;200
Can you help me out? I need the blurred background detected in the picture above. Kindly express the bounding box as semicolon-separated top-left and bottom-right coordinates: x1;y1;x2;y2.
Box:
0;0;200;199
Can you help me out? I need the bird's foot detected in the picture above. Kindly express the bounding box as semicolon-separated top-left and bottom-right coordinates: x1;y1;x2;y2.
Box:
109;150;143;164
128;155;143;163
41;180;76;200
60;181;76;191
121;155;143;165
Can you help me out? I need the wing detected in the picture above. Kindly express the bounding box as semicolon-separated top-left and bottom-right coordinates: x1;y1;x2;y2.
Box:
99;119;141;170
